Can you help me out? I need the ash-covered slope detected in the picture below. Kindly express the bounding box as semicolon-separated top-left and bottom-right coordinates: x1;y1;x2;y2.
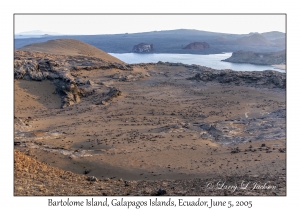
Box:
18;39;124;63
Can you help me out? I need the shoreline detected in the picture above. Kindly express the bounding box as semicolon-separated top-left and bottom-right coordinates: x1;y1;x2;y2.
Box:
272;64;286;71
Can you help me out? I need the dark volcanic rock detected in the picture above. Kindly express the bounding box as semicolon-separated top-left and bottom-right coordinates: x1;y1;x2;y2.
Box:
105;87;122;102
223;50;286;65
14;50;132;108
183;42;210;50
132;43;154;53
95;87;122;105
188;69;286;89
197;108;286;145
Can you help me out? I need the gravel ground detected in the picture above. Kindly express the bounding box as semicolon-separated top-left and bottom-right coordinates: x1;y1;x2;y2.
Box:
14;150;285;196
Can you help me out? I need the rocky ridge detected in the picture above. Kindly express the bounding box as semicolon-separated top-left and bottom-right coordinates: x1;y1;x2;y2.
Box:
14;50;132;108
187;69;286;89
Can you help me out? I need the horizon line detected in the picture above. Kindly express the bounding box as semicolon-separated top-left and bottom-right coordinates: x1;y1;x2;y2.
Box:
14;28;286;36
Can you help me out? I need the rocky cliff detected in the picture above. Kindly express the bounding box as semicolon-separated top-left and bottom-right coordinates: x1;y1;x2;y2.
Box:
223;50;286;65
132;43;154;53
183;42;210;50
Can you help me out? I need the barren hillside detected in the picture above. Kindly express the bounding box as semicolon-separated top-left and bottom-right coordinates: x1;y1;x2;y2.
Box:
234;34;274;46
18;39;124;63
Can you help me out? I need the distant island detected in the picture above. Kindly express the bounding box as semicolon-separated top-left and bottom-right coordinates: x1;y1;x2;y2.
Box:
15;30;62;39
222;50;286;66
132;43;154;53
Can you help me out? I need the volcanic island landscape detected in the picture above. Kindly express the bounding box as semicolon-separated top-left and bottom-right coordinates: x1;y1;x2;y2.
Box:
14;37;286;196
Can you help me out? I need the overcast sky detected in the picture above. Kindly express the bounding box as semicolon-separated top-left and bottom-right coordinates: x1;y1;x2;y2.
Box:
15;14;286;35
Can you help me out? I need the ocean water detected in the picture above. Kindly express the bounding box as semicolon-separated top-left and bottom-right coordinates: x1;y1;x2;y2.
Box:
109;52;285;73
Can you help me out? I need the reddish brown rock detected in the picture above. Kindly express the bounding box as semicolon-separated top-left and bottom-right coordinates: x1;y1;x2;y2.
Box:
183;42;210;50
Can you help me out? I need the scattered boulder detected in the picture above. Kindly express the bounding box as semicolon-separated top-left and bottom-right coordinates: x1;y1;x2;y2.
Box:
231;147;241;153
155;189;167;196
87;80;94;86
99;87;122;104
124;181;130;187
14;141;21;146
279;148;286;153
86;176;98;182
84;169;90;174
